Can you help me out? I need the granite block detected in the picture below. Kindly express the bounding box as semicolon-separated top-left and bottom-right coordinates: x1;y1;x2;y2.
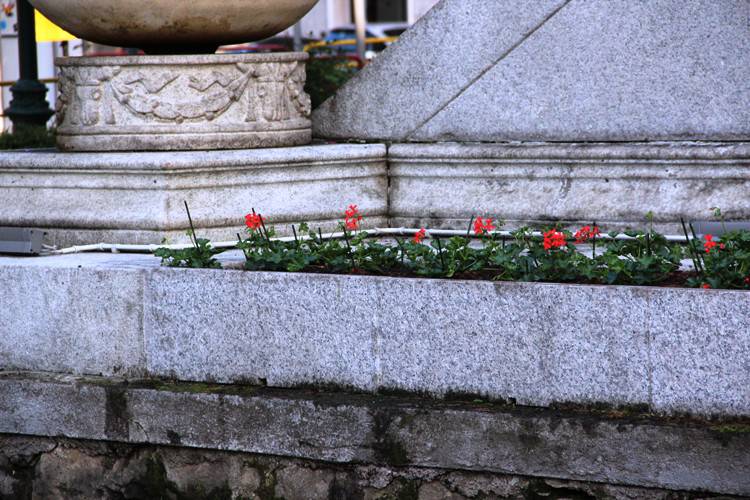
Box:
144;270;380;390
0;265;146;377
648;289;750;415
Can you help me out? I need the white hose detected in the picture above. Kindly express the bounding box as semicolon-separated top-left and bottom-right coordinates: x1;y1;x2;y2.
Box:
44;227;691;256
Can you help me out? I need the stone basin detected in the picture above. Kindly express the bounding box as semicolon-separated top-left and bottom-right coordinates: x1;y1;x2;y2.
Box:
28;0;319;54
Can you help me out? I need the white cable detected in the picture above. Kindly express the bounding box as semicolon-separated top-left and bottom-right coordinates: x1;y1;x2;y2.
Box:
43;227;691;255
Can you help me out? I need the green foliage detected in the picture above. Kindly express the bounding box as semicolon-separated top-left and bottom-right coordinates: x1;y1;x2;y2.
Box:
304;54;358;109
0;126;56;150
597;230;683;285
155;234;222;269
687;230;750;289
155;211;750;290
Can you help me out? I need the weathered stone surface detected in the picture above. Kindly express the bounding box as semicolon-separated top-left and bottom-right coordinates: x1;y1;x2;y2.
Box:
314;0;750;142
275;464;333;500
376;280;651;406
0;264;146;377
1;253;748;416
0;143;387;246
648;290;750;416
1;373;749;496
145;269;381;390
0;377;108;439
56;53;312;151
388;142;750;233
313;0;567;141
1;434;725;500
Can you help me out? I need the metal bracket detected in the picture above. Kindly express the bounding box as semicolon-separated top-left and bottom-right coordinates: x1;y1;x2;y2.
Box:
0;227;45;255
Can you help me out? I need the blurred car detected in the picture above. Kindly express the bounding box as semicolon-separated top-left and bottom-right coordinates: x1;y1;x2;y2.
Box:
218;36;319;54
308;23;408;60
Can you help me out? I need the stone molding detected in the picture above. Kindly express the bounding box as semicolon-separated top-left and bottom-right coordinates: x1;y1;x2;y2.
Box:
0;144;388;246
388;141;750;233
55;53;312;151
0;140;747;245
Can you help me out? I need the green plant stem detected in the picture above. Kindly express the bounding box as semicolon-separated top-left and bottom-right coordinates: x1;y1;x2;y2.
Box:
688;222;706;274
680;218;702;276
435;237;446;272
237;233;249;261
184;201;198;249
342;229;356;270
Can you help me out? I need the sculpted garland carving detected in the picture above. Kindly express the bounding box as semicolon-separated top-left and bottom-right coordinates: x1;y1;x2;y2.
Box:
57;62;310;128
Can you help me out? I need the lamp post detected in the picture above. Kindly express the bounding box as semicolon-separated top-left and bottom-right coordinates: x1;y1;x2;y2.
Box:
353;0;366;64
4;0;54;129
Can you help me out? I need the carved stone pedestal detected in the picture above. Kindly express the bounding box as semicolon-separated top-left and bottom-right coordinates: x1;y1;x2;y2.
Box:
55;53;312;152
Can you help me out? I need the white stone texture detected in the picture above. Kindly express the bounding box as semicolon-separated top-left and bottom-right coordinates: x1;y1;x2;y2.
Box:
1;252;749;416
0;144;388;246
56;54;312;151
388;142;750;233
313;0;750;142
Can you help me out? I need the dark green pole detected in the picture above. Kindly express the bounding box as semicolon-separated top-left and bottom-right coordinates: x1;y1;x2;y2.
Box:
4;0;54;129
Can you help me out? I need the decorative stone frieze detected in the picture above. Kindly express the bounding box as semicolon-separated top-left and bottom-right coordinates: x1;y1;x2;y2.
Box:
55;53;312;151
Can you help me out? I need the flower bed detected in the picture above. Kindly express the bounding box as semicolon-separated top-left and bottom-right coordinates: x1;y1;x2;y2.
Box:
155;205;750;290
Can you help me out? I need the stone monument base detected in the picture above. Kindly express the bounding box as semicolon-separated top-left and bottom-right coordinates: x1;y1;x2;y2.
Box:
0;144;387;247
55;53;312;152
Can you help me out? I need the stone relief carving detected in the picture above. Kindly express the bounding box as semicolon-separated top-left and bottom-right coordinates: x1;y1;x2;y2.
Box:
57;61;311;128
57;66;120;127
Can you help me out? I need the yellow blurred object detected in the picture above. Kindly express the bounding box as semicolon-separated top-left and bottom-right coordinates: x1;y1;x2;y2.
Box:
35;11;75;42
304;36;399;52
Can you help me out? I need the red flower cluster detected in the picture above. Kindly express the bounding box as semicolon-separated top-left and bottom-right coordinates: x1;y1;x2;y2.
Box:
344;204;363;231
473;217;496;235
543;229;567;251
413;228;426;244
245;213;263;231
744;276;750;285
573;225;601;244
703;234;725;254
702;283;712;289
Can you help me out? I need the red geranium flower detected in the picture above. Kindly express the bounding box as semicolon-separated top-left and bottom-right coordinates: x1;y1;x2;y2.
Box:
344;204;363;231
245;213;263;231
473;217;496;235
543;229;567;251
702;283;711;289
413;228;426;244
345;204;359;219
744;276;750;285
573;225;601;244
703;234;726;253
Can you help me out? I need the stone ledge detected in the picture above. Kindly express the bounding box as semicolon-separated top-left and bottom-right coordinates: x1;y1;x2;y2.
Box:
0;143;388;246
388;141;750;233
1;252;748;417
0;372;748;496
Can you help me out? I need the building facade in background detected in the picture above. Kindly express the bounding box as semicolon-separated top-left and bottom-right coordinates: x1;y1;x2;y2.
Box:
285;0;441;39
